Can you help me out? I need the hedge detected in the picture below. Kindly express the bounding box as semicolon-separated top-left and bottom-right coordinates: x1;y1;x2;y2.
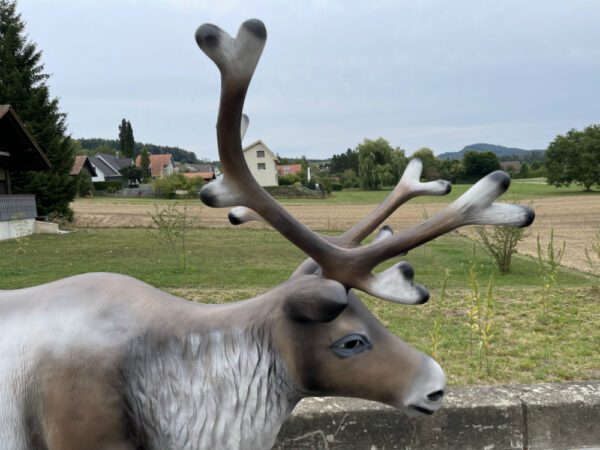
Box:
93;181;123;192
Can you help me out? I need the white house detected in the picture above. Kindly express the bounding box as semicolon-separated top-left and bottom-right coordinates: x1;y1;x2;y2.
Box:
242;140;279;187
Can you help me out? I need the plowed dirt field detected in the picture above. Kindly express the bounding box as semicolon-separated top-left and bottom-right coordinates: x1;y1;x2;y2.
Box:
72;195;600;272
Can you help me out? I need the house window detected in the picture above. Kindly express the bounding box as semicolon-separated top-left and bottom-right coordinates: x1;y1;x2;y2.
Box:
257;150;265;158
257;163;266;170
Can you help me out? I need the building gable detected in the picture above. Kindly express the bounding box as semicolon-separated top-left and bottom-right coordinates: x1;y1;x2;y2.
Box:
242;140;279;187
136;154;174;178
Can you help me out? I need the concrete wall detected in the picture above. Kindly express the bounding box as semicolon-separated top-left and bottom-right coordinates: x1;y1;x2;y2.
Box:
274;382;600;449
0;218;34;240
33;220;59;234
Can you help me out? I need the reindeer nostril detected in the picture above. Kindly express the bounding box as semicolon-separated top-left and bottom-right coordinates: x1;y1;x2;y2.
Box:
427;390;444;402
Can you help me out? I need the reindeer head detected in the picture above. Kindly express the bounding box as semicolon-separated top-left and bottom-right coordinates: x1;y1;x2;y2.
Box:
195;19;534;416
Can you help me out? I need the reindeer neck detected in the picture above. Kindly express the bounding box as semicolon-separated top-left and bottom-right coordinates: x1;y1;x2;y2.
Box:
120;321;300;450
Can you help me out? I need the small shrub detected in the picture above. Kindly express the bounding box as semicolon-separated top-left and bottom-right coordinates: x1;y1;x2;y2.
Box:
150;204;194;271
475;223;528;274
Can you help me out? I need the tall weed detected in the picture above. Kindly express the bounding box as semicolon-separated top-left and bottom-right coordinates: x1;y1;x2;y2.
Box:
465;242;496;374
537;228;565;317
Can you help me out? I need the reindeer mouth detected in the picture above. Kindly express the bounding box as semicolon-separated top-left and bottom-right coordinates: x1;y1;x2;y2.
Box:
409;405;435;416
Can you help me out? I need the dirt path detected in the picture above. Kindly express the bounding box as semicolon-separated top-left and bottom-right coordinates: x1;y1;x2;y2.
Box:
72;195;600;272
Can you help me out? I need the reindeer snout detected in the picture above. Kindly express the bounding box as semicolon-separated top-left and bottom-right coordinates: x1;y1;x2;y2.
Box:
403;355;446;416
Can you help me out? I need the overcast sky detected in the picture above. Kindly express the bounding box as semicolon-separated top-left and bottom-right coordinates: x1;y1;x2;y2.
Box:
16;0;600;160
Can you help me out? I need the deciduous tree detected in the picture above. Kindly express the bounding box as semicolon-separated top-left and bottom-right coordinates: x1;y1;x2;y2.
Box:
120;165;144;186
357;138;407;190
546;125;600;191
409;148;439;181
462;151;501;181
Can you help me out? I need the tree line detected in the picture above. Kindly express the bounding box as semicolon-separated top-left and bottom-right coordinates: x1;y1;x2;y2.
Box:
74;137;201;164
329;138;522;190
2;0;598;221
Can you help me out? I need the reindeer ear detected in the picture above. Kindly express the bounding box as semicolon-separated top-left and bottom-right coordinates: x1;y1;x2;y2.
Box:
284;278;348;323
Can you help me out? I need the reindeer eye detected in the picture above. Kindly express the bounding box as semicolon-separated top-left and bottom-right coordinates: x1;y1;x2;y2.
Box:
330;333;372;358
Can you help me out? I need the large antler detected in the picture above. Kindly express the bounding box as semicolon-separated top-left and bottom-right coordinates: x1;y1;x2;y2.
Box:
196;20;534;304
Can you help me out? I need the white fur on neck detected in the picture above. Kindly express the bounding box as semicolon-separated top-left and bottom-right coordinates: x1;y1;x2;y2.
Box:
121;328;298;450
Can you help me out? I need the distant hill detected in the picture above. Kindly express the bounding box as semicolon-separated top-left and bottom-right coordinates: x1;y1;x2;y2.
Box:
76;138;202;164
438;143;545;161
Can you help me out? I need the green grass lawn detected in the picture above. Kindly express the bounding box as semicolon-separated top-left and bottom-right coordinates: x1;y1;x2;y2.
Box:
1;228;598;386
0;228;591;290
77;179;597;207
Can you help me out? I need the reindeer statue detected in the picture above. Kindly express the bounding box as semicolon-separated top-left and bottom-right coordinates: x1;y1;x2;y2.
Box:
0;19;534;450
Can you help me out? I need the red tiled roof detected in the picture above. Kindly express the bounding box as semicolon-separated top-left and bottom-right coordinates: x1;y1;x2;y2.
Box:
136;154;173;178
183;172;215;180
277;164;303;176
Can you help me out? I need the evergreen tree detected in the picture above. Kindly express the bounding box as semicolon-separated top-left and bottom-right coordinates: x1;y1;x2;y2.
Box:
139;146;151;182
0;0;76;218
118;118;135;158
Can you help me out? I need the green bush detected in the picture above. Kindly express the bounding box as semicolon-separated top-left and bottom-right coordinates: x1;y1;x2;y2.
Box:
152;173;205;198
278;174;303;186
93;181;123;192
183;176;205;198
153;173;185;198
331;182;343;191
340;169;360;188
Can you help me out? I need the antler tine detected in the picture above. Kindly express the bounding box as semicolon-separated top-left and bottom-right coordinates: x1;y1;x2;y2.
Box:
197;19;535;305
196;19;346;276
290;225;397;278
228;158;451;248
333;159;450;247
348;171;535;302
196;21;267;209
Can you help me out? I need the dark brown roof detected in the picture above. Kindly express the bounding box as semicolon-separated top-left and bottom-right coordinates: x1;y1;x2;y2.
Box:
0;105;51;171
